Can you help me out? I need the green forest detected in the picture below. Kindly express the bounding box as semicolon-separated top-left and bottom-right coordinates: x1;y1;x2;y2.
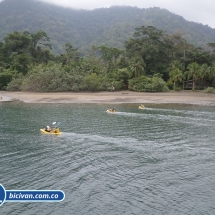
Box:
1;26;215;92
1;0;215;55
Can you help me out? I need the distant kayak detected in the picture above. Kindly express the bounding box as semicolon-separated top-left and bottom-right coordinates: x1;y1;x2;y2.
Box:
40;129;62;135
106;109;116;113
138;105;145;109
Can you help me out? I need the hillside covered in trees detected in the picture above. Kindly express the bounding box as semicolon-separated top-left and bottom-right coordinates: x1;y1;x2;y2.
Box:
1;26;215;93
0;0;215;54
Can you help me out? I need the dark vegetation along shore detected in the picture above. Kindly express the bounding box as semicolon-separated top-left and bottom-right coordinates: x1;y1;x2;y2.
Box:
1;26;215;94
1;1;215;94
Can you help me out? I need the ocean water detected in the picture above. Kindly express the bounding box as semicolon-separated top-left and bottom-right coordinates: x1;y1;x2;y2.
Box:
1;102;215;215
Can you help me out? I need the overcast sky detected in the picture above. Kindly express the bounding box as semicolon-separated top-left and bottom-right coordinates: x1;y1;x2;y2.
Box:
1;0;215;28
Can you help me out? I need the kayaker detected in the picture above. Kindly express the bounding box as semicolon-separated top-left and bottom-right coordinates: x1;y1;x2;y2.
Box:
45;125;51;132
53;127;60;133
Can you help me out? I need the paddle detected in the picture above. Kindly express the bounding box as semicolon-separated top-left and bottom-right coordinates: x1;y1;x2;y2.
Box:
52;122;61;126
51;122;61;133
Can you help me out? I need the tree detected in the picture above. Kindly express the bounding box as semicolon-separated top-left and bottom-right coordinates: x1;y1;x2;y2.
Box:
199;63;210;83
186;62;201;90
169;68;183;90
65;43;80;64
2;30;53;71
128;75;169;92
97;46;124;71
3;31;31;55
9;52;32;75
189;47;212;67
83;73;102;91
28;30;52;64
0;67;14;90
208;62;215;85
129;56;145;78
125;26;172;78
167;33;186;60
168;60;184;90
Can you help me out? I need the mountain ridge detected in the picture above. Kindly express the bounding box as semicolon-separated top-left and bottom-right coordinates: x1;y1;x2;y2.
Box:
0;0;215;54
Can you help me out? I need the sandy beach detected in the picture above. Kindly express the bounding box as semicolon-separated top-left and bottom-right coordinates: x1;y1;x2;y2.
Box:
1;90;215;105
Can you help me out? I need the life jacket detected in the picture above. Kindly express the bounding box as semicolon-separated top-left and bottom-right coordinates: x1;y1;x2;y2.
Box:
53;128;60;133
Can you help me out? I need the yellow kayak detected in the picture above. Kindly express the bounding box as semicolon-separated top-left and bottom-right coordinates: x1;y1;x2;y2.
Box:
138;105;145;109
106;109;116;113
40;129;62;135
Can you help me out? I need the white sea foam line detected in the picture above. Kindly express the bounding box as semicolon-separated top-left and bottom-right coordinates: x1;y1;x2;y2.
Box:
108;110;215;124
112;111;140;116
145;107;215;118
139;113;215;127
167;114;215;124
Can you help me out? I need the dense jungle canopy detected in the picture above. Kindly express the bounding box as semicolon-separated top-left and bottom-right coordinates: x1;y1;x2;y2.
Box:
1;27;215;92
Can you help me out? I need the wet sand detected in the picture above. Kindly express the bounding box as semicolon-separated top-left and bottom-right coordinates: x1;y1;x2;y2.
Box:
0;90;215;105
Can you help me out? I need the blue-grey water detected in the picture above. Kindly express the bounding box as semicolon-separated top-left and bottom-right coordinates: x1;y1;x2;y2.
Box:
1;102;215;215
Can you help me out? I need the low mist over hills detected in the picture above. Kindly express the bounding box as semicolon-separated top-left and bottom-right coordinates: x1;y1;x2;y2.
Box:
1;0;215;54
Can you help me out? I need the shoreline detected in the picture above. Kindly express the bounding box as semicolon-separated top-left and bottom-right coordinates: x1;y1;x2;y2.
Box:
1;90;215;105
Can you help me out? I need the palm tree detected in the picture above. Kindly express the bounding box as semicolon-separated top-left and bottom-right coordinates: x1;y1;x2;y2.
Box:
169;60;182;71
186;62;201;90
199;63;210;88
169;60;184;90
129;56;145;78
169;68;184;90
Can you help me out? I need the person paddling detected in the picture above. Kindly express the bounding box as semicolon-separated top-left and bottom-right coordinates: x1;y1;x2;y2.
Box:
53;127;60;133
45;125;51;132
